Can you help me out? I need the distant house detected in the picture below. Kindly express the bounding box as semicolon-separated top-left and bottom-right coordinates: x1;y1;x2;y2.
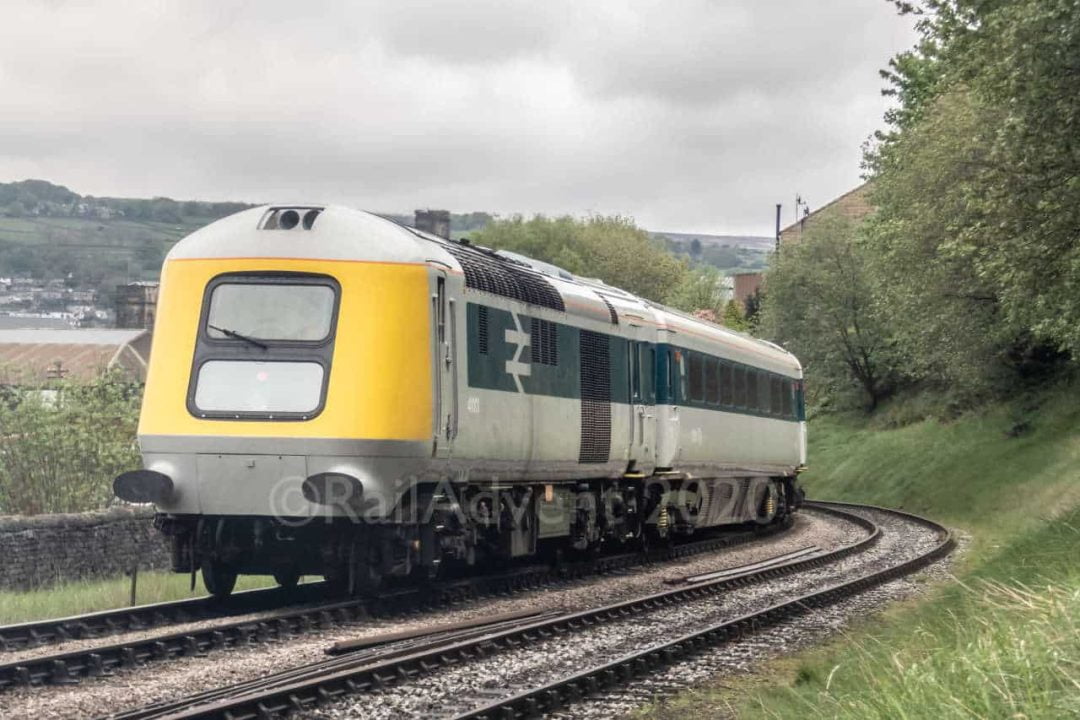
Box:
0;329;151;385
115;282;159;331
779;183;875;247
730;271;764;313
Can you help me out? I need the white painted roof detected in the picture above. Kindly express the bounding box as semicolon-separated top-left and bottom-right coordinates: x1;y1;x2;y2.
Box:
0;329;148;346
166;205;436;265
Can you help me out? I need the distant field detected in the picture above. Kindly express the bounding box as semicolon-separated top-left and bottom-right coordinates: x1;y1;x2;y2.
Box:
0;216;206;247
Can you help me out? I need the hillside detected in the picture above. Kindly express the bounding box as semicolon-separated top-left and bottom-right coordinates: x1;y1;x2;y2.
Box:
653;231;772;274
0;180;500;284
0;180;765;299
0;180;252;289
641;382;1080;718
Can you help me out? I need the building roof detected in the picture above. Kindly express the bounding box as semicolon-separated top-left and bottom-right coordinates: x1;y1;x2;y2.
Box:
0;328;151;384
780;182;872;235
0;329;146;345
0;316;75;330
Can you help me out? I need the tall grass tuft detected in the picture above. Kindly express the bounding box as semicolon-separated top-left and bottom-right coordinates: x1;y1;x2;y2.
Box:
0;572;277;624
774;578;1080;719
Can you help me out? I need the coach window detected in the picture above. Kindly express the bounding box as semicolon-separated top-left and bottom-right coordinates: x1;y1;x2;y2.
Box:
688;352;704;402
719;361;734;407
705;357;719;405
782;379;794;418
733;366;747;408
660;349;669;405
646;346;656;404
746;370;759;412
677;351;688;403
770;376;783;416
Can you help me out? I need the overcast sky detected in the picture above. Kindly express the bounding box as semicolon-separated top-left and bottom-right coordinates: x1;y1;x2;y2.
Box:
0;1;915;235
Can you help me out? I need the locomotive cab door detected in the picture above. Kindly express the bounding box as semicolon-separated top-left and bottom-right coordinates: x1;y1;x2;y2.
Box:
628;341;656;472
432;271;458;458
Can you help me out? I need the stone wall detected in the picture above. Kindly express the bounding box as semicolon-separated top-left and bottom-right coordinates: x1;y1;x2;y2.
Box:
0;506;171;591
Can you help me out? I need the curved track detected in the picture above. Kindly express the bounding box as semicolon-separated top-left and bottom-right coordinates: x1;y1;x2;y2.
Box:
0;521;789;690
94;502;933;720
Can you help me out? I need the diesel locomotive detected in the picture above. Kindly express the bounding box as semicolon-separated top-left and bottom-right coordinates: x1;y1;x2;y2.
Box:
115;205;806;597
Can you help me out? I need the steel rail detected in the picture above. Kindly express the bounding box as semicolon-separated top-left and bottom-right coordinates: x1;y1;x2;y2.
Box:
104;610;569;720
106;505;880;720
0;517;792;690
449;501;955;720
664;544;821;585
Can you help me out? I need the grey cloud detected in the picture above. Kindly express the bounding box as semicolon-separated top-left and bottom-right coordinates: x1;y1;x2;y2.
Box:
0;0;914;235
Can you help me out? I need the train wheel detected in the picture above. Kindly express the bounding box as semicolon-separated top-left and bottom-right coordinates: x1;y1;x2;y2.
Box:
202;558;238;599
273;570;300;590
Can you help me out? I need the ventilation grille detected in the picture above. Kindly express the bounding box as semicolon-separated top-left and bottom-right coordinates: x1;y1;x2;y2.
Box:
445;245;564;312
599;295;619;324
477;305;489;355
530;318;558;366
579;330;611;464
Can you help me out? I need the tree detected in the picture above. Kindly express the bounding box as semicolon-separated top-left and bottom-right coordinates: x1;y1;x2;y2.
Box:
664;265;726;318
761;217;897;410
864;0;1080;395
721;300;749;332
743;288;764;328
470;214;689;305
0;373;141;515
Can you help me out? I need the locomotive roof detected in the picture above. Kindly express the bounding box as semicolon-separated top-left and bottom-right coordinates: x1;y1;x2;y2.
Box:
168;205;801;376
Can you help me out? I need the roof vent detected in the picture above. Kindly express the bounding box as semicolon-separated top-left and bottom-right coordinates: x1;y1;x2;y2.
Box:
259;207;323;230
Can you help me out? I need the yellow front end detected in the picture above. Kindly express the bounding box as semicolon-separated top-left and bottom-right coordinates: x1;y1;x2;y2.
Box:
142;256;432;440
137;256;433;517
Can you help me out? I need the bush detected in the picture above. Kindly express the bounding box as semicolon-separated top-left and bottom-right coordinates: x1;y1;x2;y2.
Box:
0;373;140;515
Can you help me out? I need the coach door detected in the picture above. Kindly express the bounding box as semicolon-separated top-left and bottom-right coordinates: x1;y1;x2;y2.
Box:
432;272;458;458
628;341;656;471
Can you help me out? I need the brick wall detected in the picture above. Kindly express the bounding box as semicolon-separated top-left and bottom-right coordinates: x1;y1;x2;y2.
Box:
732;272;764;312
0;507;171;591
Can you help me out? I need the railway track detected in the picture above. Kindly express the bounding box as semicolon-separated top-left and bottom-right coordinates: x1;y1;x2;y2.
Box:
94;502;916;720
447;502;954;720
0;518;790;690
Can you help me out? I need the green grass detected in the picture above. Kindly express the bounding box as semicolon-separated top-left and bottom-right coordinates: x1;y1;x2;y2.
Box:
0;216;204;246
0;572;276;625
637;381;1080;719
802;384;1080;564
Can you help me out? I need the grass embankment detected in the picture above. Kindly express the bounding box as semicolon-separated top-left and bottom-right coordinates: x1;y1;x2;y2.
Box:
641;382;1080;719
0;572;276;625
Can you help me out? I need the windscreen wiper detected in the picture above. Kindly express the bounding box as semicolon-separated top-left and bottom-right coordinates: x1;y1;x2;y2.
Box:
208;324;268;350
